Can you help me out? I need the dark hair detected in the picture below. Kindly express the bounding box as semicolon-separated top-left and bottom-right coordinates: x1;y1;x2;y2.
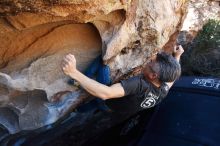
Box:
156;52;181;82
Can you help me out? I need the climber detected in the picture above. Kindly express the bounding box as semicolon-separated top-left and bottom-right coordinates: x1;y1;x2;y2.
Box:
62;45;184;115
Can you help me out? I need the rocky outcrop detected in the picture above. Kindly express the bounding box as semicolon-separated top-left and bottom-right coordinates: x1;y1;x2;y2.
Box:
0;21;102;96
182;0;220;32
177;0;220;76
176;0;220;46
0;0;188;133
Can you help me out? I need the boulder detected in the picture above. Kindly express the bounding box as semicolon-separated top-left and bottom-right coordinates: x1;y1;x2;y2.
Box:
0;0;188;132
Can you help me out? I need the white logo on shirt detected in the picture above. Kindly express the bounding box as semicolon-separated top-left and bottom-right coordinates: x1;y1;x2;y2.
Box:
140;92;159;108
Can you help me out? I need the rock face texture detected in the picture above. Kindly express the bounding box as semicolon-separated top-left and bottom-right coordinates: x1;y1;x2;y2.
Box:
176;0;220;48
0;0;188;133
182;0;220;32
0;23;101;98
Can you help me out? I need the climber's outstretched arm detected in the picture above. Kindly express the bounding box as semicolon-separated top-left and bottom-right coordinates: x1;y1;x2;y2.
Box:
62;54;125;100
166;45;184;89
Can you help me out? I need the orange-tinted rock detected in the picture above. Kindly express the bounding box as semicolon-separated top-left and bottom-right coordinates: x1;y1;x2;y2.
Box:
0;22;102;98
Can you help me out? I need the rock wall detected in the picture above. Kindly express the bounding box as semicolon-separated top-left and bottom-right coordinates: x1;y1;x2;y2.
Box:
182;0;220;32
175;0;220;46
0;0;188;132
0;21;102;98
0;0;188;99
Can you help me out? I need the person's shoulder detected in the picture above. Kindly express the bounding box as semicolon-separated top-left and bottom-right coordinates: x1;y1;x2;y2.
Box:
119;74;143;89
135;74;151;89
138;74;150;84
122;74;142;81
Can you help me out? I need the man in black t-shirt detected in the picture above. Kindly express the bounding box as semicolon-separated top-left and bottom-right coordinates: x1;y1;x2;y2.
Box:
62;45;184;114
105;74;170;115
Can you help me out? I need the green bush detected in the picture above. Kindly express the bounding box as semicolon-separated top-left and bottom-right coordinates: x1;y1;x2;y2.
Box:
192;19;220;54
182;19;220;77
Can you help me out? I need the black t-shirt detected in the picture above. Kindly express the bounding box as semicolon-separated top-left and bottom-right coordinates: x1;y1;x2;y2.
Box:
105;74;170;114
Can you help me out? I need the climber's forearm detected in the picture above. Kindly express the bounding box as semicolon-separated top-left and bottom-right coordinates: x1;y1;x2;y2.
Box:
62;54;125;99
69;70;114;99
174;55;181;62
166;45;184;88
